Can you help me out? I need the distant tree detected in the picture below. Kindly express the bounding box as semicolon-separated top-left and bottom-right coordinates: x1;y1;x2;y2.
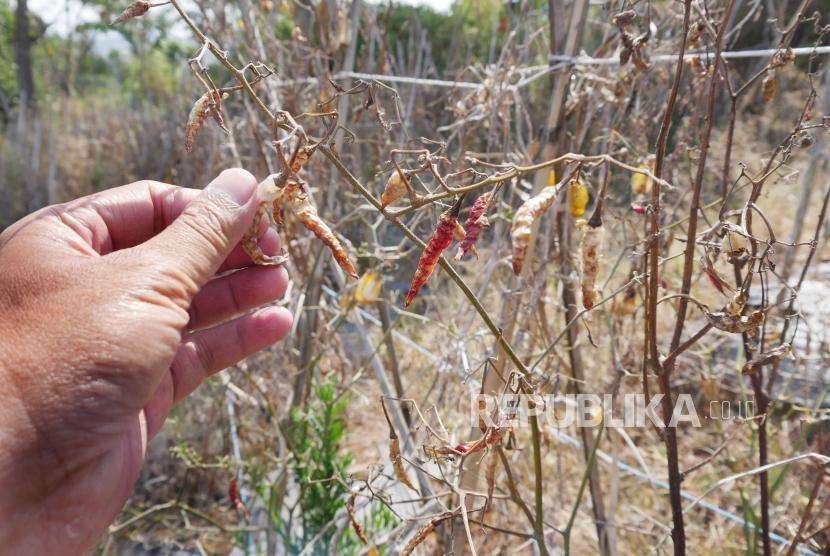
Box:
0;1;17;121
12;0;41;113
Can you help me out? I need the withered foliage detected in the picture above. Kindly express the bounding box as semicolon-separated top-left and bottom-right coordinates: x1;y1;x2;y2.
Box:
743;343;792;375
102;1;830;553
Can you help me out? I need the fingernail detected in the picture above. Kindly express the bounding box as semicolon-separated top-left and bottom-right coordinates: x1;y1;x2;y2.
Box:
205;168;257;206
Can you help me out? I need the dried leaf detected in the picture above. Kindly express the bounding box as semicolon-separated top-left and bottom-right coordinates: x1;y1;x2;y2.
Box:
511;185;561;274
611;286;638;316
390;436;418;492
112;0;150;24
612;9;636;27
284;180;358;278
632;49;651;71
725;290;746;317
743;343;792;374
705;309;765;334
721;226;748;263
484;450;497;513
688;21;706;44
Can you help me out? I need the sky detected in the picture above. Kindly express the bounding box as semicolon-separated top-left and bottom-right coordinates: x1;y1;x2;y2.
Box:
30;0;454;37
29;0;454;55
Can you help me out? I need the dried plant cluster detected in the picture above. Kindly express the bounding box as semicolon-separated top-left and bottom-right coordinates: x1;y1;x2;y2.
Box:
101;1;830;554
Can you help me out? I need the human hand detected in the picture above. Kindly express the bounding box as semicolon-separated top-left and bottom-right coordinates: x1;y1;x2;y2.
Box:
0;169;292;553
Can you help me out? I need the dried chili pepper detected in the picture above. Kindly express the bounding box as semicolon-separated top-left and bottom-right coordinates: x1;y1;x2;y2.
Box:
112;0;150;24
455;191;492;260
290;146;312;172
762;71;777;103
511;185;560;274
284;180;358;278
547;168;557;186
568;178;589;217
228;477;251;519
404;197;463;306
185;90;224;153
380;169;409;208
355;270;383;304
580;220;603;309
402;516;443;556
242;174;287;266
630;160;654;196
390;435;416;490
381;399;417;492
346;493;370;545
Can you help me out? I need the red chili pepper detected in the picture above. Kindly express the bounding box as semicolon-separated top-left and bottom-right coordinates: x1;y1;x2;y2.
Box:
704;267;729;294
229;478;240;508
229;478;251;518
405;197;463;306
455;191;492;261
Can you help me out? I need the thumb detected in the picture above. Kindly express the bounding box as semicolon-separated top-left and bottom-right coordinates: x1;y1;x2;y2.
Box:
145;168;259;288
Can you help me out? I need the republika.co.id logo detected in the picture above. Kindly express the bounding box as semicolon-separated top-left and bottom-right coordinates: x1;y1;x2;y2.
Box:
470;393;756;429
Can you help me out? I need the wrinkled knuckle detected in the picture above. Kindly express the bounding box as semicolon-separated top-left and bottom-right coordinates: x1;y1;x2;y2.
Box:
187;301;201;329
233;319;249;355
182;201;233;253
228;279;243;313
190;336;215;376
132;178;168;192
